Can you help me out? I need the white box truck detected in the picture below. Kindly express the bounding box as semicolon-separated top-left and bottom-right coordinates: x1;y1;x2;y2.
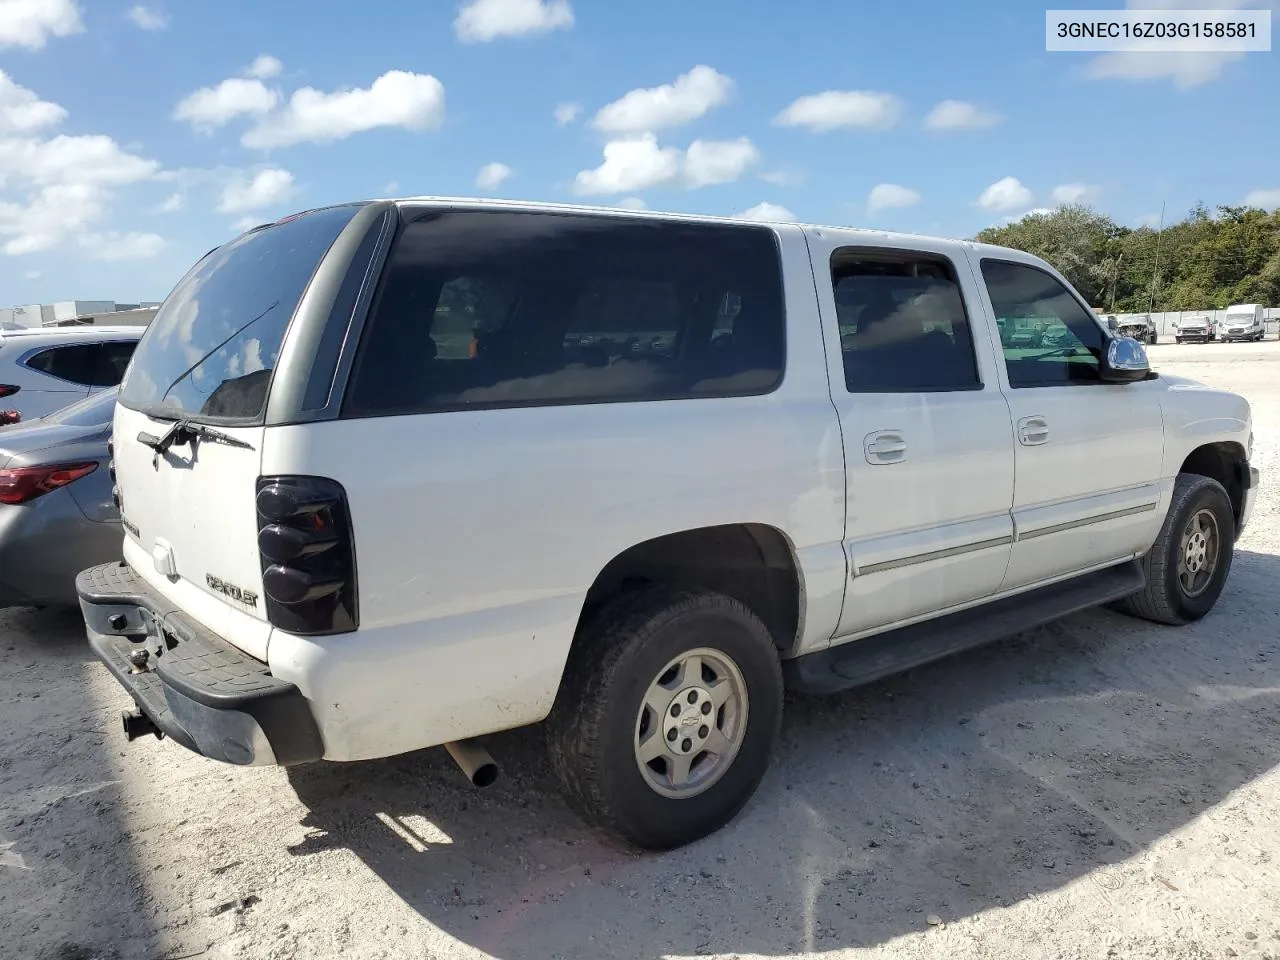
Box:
1220;304;1265;342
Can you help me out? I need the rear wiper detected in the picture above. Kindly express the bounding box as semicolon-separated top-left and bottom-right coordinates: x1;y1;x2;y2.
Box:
138;419;254;464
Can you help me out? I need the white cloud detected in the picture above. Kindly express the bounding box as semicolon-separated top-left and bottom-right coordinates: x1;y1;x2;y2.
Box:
127;5;167;30
0;0;83;49
573;134;682;195
0;182;102;254
773;90;902;132
738;201;796;222
922;99;1001;132
233;215;264;232
592;65;733;135
242;70;445;149
1136;212;1163;228
174;78;278;129
0;134;160;185
454;0;573;42
553;101;581;126
82;230;166;260
22;269;39;279
1084;51;1244;89
1051;183;1100;204
0;70;67;134
976;176;1034;212
1245;188;1280;210
571;134;760;195
475;161;512;190
760;168;803;187
248;55;282;79
217;167;294;213
156;191;184;213
683;137;759;188
867;183;922;214
614;196;646;210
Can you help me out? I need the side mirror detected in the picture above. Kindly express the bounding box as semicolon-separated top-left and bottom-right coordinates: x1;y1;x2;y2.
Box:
1100;336;1151;383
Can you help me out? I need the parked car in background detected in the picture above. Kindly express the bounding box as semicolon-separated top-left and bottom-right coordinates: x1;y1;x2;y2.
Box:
1219;304;1266;342
1175;316;1215;343
0;326;141;428
1115;314;1158;345
0;387;119;608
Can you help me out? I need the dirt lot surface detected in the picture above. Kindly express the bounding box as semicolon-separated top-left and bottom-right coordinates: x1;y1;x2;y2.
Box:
3;340;1279;960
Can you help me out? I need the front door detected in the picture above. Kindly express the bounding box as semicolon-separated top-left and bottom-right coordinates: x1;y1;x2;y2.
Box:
806;234;1017;639
967;254;1166;590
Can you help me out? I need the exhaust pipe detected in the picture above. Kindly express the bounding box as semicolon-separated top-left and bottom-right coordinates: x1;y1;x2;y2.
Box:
121;708;162;741
444;739;498;787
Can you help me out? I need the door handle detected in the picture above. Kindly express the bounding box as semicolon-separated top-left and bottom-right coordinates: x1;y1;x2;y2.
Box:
1018;416;1050;445
864;431;907;464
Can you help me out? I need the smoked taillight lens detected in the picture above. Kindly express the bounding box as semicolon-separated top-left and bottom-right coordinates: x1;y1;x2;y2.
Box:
0;461;99;505
255;476;358;635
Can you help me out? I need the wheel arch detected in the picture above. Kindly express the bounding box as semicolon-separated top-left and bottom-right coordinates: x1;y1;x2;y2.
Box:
1178;441;1249;533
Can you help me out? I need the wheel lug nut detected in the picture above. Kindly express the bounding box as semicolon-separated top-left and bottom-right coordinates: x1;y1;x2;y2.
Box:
667;728;677;742
681;738;692;752
698;725;709;738
670;704;680;717
701;702;712;715
687;691;698;705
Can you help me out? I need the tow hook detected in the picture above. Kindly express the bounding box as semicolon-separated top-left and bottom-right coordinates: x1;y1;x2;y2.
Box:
121;708;163;741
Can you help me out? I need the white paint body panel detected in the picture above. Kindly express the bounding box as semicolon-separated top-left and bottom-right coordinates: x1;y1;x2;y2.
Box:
105;201;1257;763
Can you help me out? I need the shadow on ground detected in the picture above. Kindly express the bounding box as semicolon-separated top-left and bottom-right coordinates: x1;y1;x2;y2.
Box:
0;605;161;960
285;549;1280;958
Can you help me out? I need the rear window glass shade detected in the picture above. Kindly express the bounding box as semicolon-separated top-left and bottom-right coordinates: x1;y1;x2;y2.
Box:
117;204;362;422
25;344;97;385
343;209;785;416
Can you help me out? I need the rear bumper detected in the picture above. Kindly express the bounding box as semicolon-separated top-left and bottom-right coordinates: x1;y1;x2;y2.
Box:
76;560;324;767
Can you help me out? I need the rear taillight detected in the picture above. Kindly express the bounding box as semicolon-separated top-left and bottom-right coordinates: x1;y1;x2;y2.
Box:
0;385;19;399
255;476;358;635
0;462;98;505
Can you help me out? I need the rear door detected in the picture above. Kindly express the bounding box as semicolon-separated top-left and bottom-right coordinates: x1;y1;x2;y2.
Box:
112;205;364;660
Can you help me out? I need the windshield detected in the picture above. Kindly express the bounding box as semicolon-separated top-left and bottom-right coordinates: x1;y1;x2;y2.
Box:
117;204;363;423
42;386;120;427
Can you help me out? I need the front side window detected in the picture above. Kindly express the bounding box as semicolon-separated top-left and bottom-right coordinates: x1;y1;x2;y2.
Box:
117;203;363;422
343;209;785;416
980;259;1106;387
832;249;981;392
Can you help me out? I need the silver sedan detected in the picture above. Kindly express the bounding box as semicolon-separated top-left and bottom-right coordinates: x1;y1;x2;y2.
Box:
0;387;121;608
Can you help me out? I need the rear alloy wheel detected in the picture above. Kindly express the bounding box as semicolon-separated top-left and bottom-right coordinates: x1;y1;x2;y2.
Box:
546;587;783;850
1114;473;1235;625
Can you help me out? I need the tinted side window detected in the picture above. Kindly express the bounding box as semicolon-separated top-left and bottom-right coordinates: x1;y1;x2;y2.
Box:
980;259;1105;387
343;210;784;416
117;204;362;422
832;250;981;392
25;344;97;385
89;340;137;387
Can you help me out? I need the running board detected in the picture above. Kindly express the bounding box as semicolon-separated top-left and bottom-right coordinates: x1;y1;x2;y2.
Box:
784;560;1146;695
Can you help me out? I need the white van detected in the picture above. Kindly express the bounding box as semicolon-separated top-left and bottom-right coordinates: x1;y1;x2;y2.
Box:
76;198;1257;850
1219;304;1266;342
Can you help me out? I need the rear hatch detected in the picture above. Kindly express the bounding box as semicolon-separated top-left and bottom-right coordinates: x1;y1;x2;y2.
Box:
111;205;364;660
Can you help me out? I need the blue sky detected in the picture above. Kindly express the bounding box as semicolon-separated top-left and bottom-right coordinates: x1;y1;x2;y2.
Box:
1;0;1278;304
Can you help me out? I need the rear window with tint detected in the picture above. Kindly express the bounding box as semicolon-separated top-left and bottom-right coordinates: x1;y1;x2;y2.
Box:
343;209;785;416
117;204;362;422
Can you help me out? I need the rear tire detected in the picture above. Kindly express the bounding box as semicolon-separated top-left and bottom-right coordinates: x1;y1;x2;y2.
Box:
1114;473;1235;625
546;586;783;851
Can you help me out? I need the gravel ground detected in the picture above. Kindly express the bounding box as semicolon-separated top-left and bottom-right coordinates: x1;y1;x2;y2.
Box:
3;340;1279;960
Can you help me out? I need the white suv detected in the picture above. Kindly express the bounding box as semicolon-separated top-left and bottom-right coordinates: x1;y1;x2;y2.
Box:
77;199;1258;850
0;326;142;425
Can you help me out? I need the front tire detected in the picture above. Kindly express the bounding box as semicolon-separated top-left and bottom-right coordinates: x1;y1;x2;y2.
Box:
1115;473;1235;625
546;587;783;850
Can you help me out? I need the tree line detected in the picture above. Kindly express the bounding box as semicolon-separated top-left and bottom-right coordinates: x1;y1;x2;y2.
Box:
974;202;1280;313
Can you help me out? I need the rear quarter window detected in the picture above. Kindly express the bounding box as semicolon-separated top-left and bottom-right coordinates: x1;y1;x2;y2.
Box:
117;204;363;422
343;209;786;417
